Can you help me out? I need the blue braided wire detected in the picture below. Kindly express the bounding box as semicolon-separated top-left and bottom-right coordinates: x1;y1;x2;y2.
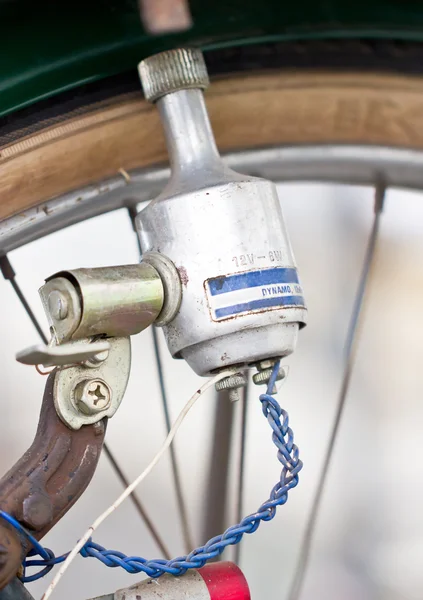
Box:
0;361;302;581
0;511;63;583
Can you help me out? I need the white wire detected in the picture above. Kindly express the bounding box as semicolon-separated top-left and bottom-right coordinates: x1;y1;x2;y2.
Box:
41;368;237;600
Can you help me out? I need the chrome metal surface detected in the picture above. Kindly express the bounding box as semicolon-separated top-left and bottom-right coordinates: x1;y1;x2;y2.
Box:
139;49;207;102
156;88;230;183
4;145;423;256
138;166;306;375
54;337;131;430
40;264;164;342
287;185;385;600
136;55;306;376
16;340;111;367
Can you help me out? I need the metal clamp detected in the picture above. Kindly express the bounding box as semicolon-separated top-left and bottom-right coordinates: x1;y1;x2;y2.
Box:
53;337;131;430
39;263;164;344
15;261;162;428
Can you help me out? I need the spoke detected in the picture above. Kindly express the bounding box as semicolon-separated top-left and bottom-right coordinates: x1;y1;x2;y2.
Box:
287;185;385;600
128;207;194;552
234;383;249;565
0;253;170;556
202;389;235;546
151;327;194;551
0;255;48;344
102;444;171;558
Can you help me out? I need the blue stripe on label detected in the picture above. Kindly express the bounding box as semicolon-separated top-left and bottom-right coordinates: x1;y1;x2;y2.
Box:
214;295;305;319
208;267;299;296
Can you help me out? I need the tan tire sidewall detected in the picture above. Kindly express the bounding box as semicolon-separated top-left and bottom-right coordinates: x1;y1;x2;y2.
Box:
1;71;423;220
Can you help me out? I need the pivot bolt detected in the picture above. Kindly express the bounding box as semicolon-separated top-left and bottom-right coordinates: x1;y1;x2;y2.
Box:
83;348;110;368
74;379;112;415
48;290;69;320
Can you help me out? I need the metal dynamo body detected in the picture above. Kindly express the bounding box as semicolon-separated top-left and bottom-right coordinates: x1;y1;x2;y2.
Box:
136;48;307;376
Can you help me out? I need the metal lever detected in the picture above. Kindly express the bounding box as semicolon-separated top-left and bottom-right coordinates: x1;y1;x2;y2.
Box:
16;340;110;367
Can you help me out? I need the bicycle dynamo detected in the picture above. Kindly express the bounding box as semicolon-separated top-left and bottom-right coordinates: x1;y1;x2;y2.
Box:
0;48;307;599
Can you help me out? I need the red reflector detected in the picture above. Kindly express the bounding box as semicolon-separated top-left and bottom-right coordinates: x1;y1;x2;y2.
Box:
199;562;251;600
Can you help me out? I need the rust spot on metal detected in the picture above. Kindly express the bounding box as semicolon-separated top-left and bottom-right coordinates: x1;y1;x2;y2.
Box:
212;276;225;292
177;266;189;287
139;0;192;34
0;373;106;589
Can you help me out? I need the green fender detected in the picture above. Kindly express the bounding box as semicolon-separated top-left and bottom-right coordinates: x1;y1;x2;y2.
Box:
1;0;423;117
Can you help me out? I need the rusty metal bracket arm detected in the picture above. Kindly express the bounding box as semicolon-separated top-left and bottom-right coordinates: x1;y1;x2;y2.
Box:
0;372;106;589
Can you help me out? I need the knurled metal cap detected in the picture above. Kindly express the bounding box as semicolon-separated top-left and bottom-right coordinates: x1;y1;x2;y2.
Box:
138;48;209;103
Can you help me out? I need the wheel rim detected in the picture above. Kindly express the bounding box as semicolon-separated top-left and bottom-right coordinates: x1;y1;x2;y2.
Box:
2;144;423;253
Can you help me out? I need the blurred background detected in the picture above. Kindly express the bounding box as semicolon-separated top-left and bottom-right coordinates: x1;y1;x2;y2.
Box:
0;182;422;600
